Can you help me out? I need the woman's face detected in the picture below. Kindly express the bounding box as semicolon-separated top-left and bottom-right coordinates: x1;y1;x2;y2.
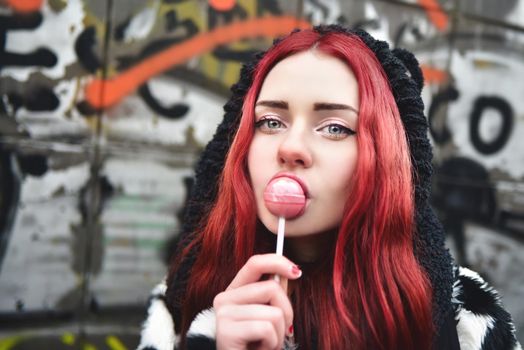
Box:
248;50;359;237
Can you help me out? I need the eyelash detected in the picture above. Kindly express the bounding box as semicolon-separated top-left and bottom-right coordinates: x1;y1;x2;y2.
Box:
254;117;283;133
318;123;356;140
254;117;356;140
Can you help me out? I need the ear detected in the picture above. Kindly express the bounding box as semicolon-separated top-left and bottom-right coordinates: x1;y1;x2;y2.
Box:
392;48;424;93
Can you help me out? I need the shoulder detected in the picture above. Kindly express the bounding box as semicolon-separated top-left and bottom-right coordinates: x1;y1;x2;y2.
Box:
138;270;522;350
137;281;178;350
137;282;300;350
137;280;216;350
452;266;521;350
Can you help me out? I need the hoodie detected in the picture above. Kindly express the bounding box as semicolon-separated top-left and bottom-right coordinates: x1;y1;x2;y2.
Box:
137;25;521;350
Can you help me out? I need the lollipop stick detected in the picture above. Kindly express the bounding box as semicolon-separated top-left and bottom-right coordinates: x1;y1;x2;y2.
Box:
274;216;286;283
276;216;286;255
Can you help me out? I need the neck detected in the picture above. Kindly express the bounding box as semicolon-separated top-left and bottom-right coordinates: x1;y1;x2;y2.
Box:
285;229;337;264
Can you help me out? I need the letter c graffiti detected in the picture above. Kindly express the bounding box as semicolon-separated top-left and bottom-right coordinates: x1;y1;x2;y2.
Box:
428;86;459;144
469;96;513;155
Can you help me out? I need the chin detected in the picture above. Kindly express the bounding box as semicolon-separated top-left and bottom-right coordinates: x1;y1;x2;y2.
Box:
258;206;340;236
284;222;324;236
259;216;323;237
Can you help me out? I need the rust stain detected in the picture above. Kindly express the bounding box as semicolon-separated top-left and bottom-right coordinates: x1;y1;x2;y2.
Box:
84;16;311;109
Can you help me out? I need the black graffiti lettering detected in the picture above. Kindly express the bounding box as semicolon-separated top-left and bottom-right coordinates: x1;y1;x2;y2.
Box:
428;86;459;144
208;3;247;30
165;10;178;32
0;12;42;30
7;86;59;112
470;96;513;155
0;12;57;69
393;22;424;48
72;176;114;277
75;26;102;72
434;156;496;218
308;0;330;19
1;47;57;68
351;19;380;31
337;15;348;25
16;154;48;176
108;13;198;118
212;46;259;61
0;97;7;113
256;0;282;16
432;156;496;266
76;101;97;116
0;150;20;272
116;38;180;70
141;38;179;60
138;83;189;119
116;16;198;70
114;15;132;42
208;3;260;62
165;9;199;34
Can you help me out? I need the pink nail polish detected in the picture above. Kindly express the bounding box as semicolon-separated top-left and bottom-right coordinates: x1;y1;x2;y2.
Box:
291;265;302;277
288;325;294;336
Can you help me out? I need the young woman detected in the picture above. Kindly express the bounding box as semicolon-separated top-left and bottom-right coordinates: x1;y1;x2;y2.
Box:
138;25;521;350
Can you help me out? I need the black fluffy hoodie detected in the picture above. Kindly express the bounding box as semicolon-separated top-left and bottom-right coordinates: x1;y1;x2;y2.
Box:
137;25;521;350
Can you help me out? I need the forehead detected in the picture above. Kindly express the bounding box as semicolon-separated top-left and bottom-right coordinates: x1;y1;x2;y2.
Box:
257;50;359;105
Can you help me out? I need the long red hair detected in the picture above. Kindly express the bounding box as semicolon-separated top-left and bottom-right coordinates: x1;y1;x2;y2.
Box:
171;29;434;349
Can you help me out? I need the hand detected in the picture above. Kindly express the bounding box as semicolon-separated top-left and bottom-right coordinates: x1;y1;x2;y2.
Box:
213;254;302;350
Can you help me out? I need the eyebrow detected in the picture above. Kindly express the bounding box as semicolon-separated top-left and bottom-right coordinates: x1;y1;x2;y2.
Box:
255;100;358;114
255;100;288;109
313;102;358;114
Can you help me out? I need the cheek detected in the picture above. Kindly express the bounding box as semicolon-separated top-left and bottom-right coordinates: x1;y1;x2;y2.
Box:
322;145;358;194
321;154;356;227
247;137;273;195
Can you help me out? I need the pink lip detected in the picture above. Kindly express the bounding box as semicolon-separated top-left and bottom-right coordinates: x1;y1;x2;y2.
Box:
270;172;310;199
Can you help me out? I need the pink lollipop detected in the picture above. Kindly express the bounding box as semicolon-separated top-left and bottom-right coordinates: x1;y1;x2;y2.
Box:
264;177;306;219
263;177;306;283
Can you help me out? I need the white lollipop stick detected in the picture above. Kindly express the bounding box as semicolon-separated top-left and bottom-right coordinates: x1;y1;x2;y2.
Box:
263;177;305;284
274;216;286;283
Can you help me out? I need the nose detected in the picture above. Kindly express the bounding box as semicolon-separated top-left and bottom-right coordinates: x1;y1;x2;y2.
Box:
277;127;313;168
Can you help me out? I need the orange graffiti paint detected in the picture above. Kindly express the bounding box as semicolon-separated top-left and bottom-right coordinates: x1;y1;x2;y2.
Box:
209;0;236;12
417;0;449;32
421;64;448;85
85;16;310;109
5;0;43;12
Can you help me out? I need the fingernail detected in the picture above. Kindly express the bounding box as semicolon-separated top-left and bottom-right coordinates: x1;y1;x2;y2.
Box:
291;265;302;277
288;325;294;336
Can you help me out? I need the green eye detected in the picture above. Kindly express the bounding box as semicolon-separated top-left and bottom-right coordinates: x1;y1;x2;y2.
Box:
318;123;356;140
254;117;284;133
266;120;282;129
327;125;344;134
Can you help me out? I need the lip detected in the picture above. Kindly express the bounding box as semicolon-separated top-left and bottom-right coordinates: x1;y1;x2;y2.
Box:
270;172;310;199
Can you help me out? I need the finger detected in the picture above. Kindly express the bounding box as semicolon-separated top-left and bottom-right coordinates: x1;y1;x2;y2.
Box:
217;304;286;344
214;280;293;328
279;276;288;294
227;254;301;290
239;320;280;350
218;319;279;350
271;274;288;295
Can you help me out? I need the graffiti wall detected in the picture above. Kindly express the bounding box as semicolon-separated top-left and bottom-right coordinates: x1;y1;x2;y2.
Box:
0;0;522;347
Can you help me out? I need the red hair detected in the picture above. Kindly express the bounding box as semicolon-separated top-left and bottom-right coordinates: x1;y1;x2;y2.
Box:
172;30;433;349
